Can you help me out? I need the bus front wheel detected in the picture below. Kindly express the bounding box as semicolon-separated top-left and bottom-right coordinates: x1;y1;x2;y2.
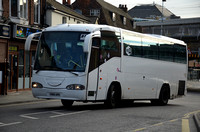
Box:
61;99;74;108
104;85;121;108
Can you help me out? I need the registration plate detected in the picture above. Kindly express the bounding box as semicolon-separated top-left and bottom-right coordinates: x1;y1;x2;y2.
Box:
49;93;60;96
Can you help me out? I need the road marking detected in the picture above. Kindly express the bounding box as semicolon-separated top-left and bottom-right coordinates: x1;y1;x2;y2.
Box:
0;122;22;127
0;100;59;108
20;115;39;120
152;122;163;127
132;118;180;132
133;127;146;132
181;109;200;132
169;119;179;122
50;110;90;118
183;110;200;119
20;110;59;120
20;110;90;119
182;119;190;132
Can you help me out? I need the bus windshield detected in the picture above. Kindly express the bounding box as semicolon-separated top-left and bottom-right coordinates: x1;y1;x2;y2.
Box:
34;31;89;72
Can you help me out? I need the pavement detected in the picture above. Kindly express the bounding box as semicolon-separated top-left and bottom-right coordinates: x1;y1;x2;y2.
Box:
0;90;45;106
0;81;200;130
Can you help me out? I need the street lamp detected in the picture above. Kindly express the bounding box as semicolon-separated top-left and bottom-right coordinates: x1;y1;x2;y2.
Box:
161;0;166;35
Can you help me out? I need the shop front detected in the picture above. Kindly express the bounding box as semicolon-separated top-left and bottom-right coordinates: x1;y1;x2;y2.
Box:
0;24;10;95
0;24;41;95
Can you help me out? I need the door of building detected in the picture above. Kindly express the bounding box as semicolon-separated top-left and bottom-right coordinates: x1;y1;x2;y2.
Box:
8;53;18;91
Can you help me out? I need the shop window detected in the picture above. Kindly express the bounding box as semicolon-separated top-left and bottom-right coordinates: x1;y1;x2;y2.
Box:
18;49;24;89
25;51;30;88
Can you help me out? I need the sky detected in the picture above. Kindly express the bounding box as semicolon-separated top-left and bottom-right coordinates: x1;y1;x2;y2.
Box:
57;0;200;18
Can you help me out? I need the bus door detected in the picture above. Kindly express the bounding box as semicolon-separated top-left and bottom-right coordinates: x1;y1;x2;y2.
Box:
87;31;121;101
87;37;101;100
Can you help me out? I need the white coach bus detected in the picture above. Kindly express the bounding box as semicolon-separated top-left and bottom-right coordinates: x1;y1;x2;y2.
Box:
25;24;187;108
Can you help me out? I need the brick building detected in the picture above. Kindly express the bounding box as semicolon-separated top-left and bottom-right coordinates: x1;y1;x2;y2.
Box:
72;0;134;30
0;0;44;95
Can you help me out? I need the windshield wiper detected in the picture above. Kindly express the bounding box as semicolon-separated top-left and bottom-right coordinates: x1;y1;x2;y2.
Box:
35;66;63;74
35;66;79;76
69;71;79;76
36;69;41;74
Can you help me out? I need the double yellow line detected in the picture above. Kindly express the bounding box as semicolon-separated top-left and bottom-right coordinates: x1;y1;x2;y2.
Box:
182;110;200;132
133;110;200;132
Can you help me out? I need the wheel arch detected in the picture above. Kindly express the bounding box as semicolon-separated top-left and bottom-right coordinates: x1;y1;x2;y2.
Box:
159;83;170;99
106;81;122;99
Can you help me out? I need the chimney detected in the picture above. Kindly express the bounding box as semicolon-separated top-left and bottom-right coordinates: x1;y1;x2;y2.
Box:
119;4;128;12
63;0;66;5
63;0;71;5
67;0;71;5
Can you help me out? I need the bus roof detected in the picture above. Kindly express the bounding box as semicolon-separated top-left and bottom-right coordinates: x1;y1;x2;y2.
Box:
148;34;186;45
43;24;186;46
43;24;120;33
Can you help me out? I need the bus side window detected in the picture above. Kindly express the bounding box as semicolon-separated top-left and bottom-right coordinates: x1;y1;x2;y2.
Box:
89;38;100;72
100;31;121;64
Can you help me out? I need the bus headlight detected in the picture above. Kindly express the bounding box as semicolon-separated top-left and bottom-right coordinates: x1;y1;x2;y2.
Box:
66;84;85;90
32;82;43;88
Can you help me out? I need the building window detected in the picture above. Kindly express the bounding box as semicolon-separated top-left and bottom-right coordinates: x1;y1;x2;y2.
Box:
11;0;18;17
62;17;67;24
90;9;100;16
20;0;27;18
10;0;28;19
123;17;126;25
34;0;40;23
111;12;116;21
0;0;3;18
121;16;126;25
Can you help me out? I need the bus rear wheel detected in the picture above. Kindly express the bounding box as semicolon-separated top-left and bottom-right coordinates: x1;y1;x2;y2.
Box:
61;99;74;108
151;86;169;106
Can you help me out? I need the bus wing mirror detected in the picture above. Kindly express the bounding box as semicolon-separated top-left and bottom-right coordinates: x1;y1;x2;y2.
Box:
83;34;92;53
83;32;100;53
25;32;41;51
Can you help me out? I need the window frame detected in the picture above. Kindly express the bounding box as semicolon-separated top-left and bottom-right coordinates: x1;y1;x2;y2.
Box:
0;0;3;18
112;13;116;21
62;16;67;24
90;9;100;16
123;31;187;64
34;0;40;24
9;0;28;20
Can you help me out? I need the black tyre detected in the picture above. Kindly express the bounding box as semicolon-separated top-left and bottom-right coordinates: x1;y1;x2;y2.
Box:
104;85;121;108
61;99;74;108
151;87;169;106
159;87;169;105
